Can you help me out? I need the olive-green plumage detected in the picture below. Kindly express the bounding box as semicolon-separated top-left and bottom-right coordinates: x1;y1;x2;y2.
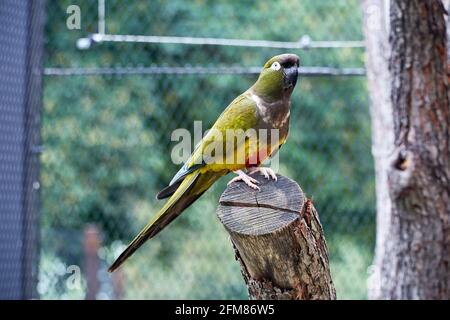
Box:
108;53;300;272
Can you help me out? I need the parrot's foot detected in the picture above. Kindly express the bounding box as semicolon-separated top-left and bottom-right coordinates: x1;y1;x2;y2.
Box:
228;170;260;190
248;167;278;181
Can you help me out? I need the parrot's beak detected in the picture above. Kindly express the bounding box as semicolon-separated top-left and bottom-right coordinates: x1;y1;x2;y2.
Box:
283;66;298;89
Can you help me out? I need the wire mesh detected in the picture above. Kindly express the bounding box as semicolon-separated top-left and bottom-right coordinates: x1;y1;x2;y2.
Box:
0;0;45;299
38;0;375;299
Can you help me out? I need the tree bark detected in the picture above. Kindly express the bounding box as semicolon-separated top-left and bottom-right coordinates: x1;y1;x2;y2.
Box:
362;0;395;299
364;0;450;299
216;174;336;300
445;0;450;69
444;0;450;57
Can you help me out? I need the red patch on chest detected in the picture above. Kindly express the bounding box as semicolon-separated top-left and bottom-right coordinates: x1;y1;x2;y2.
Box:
245;147;270;167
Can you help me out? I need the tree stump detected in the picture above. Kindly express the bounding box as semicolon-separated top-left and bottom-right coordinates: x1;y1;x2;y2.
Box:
217;174;336;300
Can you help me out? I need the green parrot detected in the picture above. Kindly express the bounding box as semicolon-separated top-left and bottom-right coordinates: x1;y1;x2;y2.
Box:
108;53;300;272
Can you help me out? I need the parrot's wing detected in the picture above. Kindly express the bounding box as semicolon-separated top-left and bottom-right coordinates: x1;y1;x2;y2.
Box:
189;93;258;166
156;92;257;199
110;94;258;271
155;162;203;199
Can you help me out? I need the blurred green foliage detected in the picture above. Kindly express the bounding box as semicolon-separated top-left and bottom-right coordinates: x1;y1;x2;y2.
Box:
41;0;374;299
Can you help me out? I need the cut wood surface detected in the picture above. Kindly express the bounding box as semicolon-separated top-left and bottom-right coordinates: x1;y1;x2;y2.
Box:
217;174;336;300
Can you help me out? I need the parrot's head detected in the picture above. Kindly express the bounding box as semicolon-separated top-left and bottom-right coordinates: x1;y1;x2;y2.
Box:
253;53;300;102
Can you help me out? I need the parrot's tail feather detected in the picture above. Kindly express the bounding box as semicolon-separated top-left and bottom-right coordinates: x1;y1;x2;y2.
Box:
155;180;182;200
108;171;202;273
156;163;204;200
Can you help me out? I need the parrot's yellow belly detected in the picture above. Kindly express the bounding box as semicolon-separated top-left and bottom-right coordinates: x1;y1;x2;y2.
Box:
203;131;286;173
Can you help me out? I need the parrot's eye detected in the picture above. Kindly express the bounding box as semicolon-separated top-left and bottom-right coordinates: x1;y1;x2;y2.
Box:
270;61;281;71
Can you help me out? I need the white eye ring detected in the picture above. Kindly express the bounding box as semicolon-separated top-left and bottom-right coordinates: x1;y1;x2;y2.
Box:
270;61;281;71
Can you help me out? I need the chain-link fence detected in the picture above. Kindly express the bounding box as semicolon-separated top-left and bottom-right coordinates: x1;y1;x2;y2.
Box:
37;0;374;299
0;0;45;299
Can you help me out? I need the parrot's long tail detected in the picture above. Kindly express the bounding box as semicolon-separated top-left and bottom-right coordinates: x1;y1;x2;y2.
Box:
108;171;219;272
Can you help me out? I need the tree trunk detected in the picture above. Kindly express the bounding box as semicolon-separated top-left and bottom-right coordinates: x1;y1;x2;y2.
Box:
445;0;450;69
364;0;450;299
444;0;450;58
216;174;336;300
362;0;395;299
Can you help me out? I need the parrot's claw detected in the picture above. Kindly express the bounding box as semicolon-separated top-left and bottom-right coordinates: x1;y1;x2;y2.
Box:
248;167;277;181
228;170;260;190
